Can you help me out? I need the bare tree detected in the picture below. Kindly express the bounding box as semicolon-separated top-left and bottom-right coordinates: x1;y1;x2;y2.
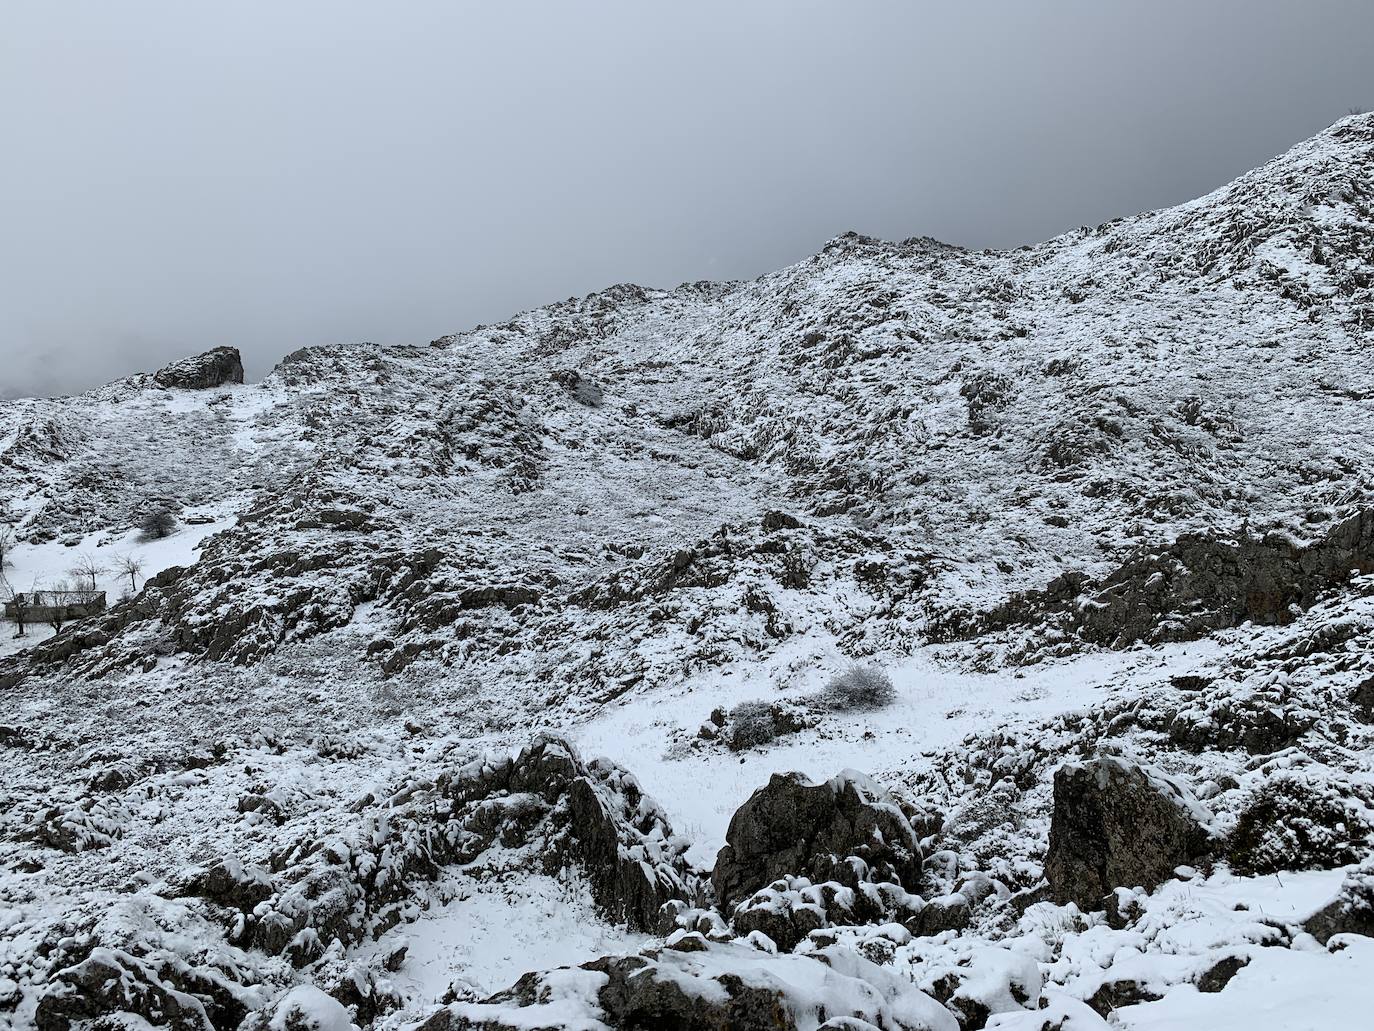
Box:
140;507;177;540
0;572;25;638
113;552;143;594
43;581;74;635
0;525;14;569
70;553;106;593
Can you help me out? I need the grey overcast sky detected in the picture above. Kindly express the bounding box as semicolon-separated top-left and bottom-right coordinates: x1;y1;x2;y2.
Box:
2;1;1372;398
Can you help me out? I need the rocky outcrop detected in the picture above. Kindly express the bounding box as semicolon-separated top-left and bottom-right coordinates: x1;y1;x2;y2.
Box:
729;870;926;951
549;368;604;406
153;347;245;390
35;949;215;1031
197;734;696;960
1304;858;1374;943
1168;677;1320;754
243;986;354;1031
1076;512;1374;645
713;770;924;912
416;940;958;1031
1044;757;1212;910
969;510;1374;650
33;800;123;852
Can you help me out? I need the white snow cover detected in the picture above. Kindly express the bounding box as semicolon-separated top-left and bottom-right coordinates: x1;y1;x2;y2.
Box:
0;113;1372;1031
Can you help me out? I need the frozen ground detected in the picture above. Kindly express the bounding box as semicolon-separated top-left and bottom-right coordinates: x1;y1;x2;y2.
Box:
572;641;1220;867
357;873;651;1001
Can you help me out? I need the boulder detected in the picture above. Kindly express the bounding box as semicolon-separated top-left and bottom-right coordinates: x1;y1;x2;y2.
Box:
417;941;958;1031
713;770;923;912
153;347;245;389
549;368;603;406
249;986;355;1031
35;948;213;1031
1044;757;1211;910
1303;858;1374;943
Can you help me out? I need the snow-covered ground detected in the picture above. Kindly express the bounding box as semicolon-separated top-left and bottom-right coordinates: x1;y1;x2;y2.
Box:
1;114;1372;1031
1;513;235;657
360;873;651;1000
574;641;1219;867
1112;938;1374;1031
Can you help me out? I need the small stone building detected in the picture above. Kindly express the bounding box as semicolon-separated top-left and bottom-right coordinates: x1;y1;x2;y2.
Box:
4;589;106;622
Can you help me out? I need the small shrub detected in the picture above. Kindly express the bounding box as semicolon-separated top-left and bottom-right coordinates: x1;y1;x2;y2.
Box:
727;701;781;751
819;664;897;712
140;508;177;540
1227;771;1373;875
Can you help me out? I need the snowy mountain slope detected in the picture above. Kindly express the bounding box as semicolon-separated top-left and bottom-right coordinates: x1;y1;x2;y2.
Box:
0;114;1373;1031
4;116;1373;705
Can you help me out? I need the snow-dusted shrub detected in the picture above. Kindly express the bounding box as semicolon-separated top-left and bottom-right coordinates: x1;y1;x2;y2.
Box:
820;664;896;712
943;780;1023;846
1226;770;1374;875
139;507;176;540
719;701;812;751
727;701;782;751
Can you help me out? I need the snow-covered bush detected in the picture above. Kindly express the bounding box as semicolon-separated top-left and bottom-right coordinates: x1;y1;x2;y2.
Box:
1226;770;1374;875
139;507;177;540
820;664;897;712
727;701;782;751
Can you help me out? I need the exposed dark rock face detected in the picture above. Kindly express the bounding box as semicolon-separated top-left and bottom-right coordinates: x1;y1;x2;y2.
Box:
1352;676;1374;723
193;857;275;912
1044;757;1211;910
153;347;245;390
1077;511;1374;644
712;770;924;912
1084;977;1162;1018
967;509;1374;649
549;368;604;406
35;948;215;1031
1196;954;1249;993
910;894;972;937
